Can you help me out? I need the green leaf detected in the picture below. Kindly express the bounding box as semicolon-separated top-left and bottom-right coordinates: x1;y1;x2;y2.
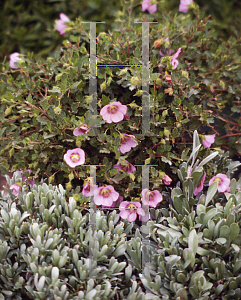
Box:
187;145;201;166
231;243;240;252
203;208;217;227
230;178;236;194
216;237;226;244
191;130;200;166
188;229;198;255
229;223;239;241
198;151;219;168
205;181;218;206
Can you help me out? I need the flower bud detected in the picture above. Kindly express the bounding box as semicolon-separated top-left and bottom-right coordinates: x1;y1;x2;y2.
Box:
154;39;162;48
54;106;62;114
162;110;168;117
156;78;162;86
119;68;128;76
66;181;72;191
69;172;75;181
181;70;189;79
164;128;170;137
131;76;140;86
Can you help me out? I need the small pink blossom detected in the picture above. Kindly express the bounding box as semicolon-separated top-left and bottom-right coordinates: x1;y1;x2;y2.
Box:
141;189;163;208
93;185;119;206
209;173;230;193
194;172;206;196
20;169;34;186
179;0;193;13
142;0;157;14
119;134;137;154
102;196;123;210
119;201;145;222
100;101;127;123
56;13;69;35
163;174;172;185
202;134;215;148
9;52;21;69
73;124;89;136
9;183;21;196
114;161;136;174
63;148;85;168
210;88;214;93
171;47;181;70
159;49;174;57
82;177;98;197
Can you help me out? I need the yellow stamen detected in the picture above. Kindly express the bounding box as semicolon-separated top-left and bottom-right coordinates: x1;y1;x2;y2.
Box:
101;188;110;197
214;178;222;184
128;203;136;211
108;105;117;114
71;153;80;162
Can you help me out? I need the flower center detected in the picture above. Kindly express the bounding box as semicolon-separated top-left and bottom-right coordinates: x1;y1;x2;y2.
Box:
214;178;222;184
120;135;127;144
108;105;117;114
128;203;136;211
71;153;80;162
148;192;153;200
101;188;110;197
122;163;130;172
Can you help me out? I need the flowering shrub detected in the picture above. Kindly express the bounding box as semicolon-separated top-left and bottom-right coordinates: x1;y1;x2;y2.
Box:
0;130;240;298
0;0;241;208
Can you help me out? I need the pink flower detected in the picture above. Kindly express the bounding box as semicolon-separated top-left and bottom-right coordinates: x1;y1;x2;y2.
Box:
9;52;21;69
93;185;119;206
194;172;206;196
159;49;174;57
142;0;157;14
9;183;21;196
202;134;215;148
20;169;34;186
141;189;163;208
102;196;123;210
138;205;155;222
163;174;172;185
100;101;127;124
210;88;214;93
119;201;145;222
82;177;98;197
56;13;69;35
209;174;230;193
63;148;85;168
114;161;136;174
224;186;230;193
171;47;181;70
119;134;137;154
179;0;193;13
73;124;89;136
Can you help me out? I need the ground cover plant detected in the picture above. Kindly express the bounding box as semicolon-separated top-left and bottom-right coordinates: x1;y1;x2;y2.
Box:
0;0;241;298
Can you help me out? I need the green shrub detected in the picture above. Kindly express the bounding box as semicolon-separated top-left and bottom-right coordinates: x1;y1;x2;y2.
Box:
0;1;241;192
0;131;240;299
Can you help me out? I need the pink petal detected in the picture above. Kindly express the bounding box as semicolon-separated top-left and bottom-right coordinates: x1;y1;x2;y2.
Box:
111;111;124;123
127;212;137;222
60;13;69;22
